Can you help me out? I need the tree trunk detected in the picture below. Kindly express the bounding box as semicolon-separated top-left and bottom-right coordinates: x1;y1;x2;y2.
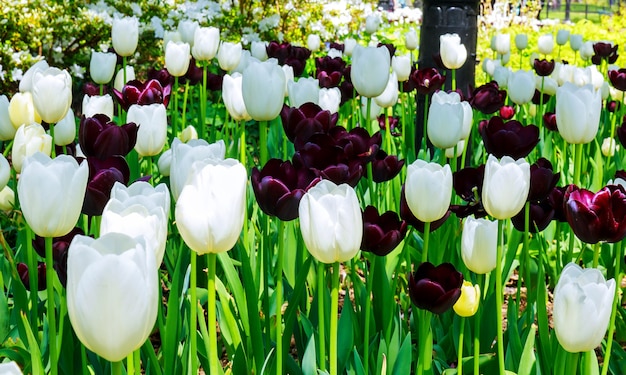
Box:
565;0;571;21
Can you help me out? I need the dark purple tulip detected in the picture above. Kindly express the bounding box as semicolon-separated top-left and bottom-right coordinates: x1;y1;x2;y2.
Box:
607;100;620;113
315;56;347;76
83;82;105;97
608;69;626;91
361;205;408;256
400;187;450;231
499;105;515;120
511;200;555;233
410;67;445;95
533;58;555;76
543;112;558;131
329;126;381;164
113;78;172;111
371;150;404;183
317;71;343;88
532;89;552;106
616;170;626;181
329;42;344;52
266;41;291;64
339;80;355;105
377;114;401;136
408;262;463;314
618;122;626;149
18;262;47;291
469;82;507;114
79;114;138;159
480;116;539;159
529;158;560;202
592;42;619;65
450;165;487;218
251;159;318;221
399;66;418;93
280;103;338;146
33;227;84;287
147;67;175;89
55;142;77;157
82;156;130;216
564;184;626;244
181;57;203;85
266;42;311;77
548;185;569;223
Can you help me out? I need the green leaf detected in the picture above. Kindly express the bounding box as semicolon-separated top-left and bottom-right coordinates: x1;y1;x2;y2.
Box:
517;324;537;375
301;334;317;375
338;299;354;374
391;334;412;375
20;312;43;375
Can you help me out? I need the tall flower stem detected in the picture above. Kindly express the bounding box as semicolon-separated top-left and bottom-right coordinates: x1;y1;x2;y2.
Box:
126;352;134;375
451;69;457;91
474;274;483;375
207;253;219;375
365;98;372;133
111;361;122;375
317;261;326;372
25;226;38;332
592;242;601;268
421;221;431;263
330;262;340;375
363;255;376;375
239;121;246;166
200;65;208;140
421;95;430;154
457;317;466;375
495;219;506;375
172;77;180;141
416;310;433;375
521;201;532;324
275;220;285;375
45;236;58;375
573;143;583;187
260;121;268;166
189;250;198;375
181;81;190;129
601;240;623;375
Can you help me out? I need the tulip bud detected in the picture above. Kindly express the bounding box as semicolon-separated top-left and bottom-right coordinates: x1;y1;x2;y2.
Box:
492;33;510;55
192;27;220;61
405;28;418;51
602;137;617;157
0;95;16;140
507;70;536;105
222;73;251;122
344;38;357;56
361;96;382;120
405;160;452;223
114;66;136;93
461;216;497;274
180;125;198;143
112;16;139;57
351;45;390;98
82;94;114;119
12;123;52;173
299;180;363;264
374;72;399;108
176;158;247;254
163;31;182;52
570;34;583;51
89;51;117;85
242;59;286;121
307;34;321;52
427;91;466;149
157;149;172;176
177;20;198;46
127;103;168;157
54;108;76;146
556;83;601;144
319;87;341;114
482;154;530;220
439;33;467;70
515;33;528;50
18;153;88;237
553;263;615;353
365;14;381;34
0;186;15;211
392;53;412;82
165;41;191;77
67;232;158;361
537;34;554;55
251;41;269;61
556;29;570;46
217;42;243;72
288;77;320;108
453;281;480;317
445;139;465;158
9;92;40;129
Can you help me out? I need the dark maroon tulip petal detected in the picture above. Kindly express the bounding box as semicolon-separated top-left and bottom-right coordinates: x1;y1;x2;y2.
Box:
33;226;85;261
371;151;404;183
543;112;558;132
609;69;626;91
529;158;560;202
499;105;515;120
533;59;555;76
79;115;138;159
360;206;407;256
410;67;445;95
564;185;626;243
469;82;507;114
18;262;47;291
408;262;463;314
511;200;555;233
480;116;539;159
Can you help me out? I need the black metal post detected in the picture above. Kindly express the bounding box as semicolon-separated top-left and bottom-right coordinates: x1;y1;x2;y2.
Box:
415;0;480;157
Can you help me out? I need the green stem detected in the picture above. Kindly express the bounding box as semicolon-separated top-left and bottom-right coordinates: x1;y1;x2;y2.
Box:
457;317;465;375
25;226;38;333
421;95;430;154
366;162;375;206
133;349;140;374
564;351;580;375
495;220;505;375
49;122;56;158
522;201;532;318
45;236;58;375
201;66;208;140
592;242;601;268
276;220;285;375
573;143;583;186
190;250;198;375
363;255;375;375
172;77;179;141
601;240;623;375
260;121;268;166
330;262;340;375
421;221;431;263
81;343;88;375
317;261;326;372
207;253;219;375
122;57;127;87
474;275;483;375
181;81;190;129
365;97;372;132
417;310;433;375
127;352;134;375
239;121;246;167
451;69;456;91
111;361;122;375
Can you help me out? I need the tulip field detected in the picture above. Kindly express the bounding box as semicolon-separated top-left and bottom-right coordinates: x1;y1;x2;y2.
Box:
3;0;626;374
